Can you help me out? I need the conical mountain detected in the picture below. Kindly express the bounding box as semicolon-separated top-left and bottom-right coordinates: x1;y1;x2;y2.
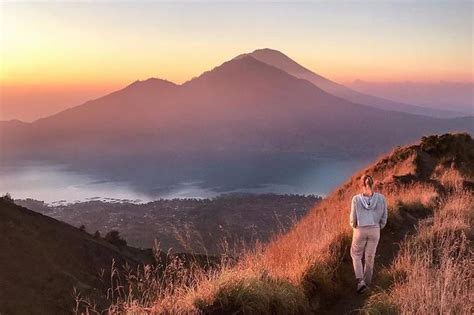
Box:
243;48;464;118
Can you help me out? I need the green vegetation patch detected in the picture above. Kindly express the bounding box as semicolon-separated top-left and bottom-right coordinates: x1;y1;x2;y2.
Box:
302;233;353;311
195;273;310;315
364;292;399;315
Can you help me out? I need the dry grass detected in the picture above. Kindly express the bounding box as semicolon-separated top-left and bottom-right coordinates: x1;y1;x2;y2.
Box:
435;166;466;190
364;189;473;315
75;182;442;314
75;133;474;314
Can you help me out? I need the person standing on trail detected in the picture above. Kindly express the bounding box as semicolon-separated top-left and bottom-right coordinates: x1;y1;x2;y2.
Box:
349;174;388;293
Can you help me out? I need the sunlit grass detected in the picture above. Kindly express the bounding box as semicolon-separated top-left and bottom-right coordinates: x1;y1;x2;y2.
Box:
364;190;473;314
74;133;473;314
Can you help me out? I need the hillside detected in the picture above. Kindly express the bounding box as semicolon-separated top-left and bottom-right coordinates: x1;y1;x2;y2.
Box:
90;132;472;313
1;53;473;163
0;197;154;314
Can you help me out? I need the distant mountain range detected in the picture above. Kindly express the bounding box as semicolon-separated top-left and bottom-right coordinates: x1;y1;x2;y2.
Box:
349;79;473;114
239;49;467;118
1;49;473;162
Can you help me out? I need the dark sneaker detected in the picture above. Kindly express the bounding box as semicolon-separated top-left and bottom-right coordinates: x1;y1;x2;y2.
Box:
357;280;367;294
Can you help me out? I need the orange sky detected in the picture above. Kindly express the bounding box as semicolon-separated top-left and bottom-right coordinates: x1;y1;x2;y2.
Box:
1;2;472;121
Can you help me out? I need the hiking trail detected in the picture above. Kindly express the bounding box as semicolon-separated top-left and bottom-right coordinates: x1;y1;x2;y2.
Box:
324;204;431;315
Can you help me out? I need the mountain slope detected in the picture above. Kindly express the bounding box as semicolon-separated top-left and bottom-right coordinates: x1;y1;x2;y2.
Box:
117;132;472;313
1;55;473;162
241;48;466;118
0;197;153;314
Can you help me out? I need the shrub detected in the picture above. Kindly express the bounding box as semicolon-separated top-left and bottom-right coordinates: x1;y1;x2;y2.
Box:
364;292;399;315
301;232;352;309
104;230;127;247
195;273;309;315
1;192;14;204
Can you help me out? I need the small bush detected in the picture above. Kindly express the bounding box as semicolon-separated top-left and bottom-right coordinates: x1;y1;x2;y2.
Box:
364;292;399;315
302;232;352;309
1;193;14;204
195;273;309;315
104;230;127;247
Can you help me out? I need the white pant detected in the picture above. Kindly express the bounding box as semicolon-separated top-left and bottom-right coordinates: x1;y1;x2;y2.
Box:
350;226;380;284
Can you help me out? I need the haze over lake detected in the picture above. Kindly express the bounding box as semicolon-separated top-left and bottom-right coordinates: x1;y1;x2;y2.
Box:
1;154;369;203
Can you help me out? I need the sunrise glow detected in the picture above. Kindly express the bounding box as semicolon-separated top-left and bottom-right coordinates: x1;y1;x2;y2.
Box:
2;2;472;85
1;1;472;121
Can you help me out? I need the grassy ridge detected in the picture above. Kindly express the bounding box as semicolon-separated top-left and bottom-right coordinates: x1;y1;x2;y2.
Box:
79;133;473;314
364;189;473;314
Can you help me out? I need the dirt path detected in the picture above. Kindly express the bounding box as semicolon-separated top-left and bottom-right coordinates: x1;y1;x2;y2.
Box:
324;206;431;315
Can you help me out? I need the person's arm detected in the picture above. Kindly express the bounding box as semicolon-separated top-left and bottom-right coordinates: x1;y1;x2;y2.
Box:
350;196;357;228
380;196;388;229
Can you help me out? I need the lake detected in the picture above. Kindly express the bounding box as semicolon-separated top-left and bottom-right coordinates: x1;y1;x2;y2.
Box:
0;153;370;203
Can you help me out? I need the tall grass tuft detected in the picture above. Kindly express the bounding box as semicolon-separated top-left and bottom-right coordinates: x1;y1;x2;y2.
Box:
364;190;473;314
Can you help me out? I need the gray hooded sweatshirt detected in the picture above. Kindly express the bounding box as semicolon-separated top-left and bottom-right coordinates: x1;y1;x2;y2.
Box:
350;192;388;229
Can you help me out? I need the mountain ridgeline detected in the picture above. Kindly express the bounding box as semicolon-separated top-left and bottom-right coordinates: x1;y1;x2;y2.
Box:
1;50;473;162
239;49;467;118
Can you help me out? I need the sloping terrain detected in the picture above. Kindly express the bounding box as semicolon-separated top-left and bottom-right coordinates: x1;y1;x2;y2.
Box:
102;133;472;313
3;133;471;314
0;198;154;315
198;133;473;314
361;188;472;314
